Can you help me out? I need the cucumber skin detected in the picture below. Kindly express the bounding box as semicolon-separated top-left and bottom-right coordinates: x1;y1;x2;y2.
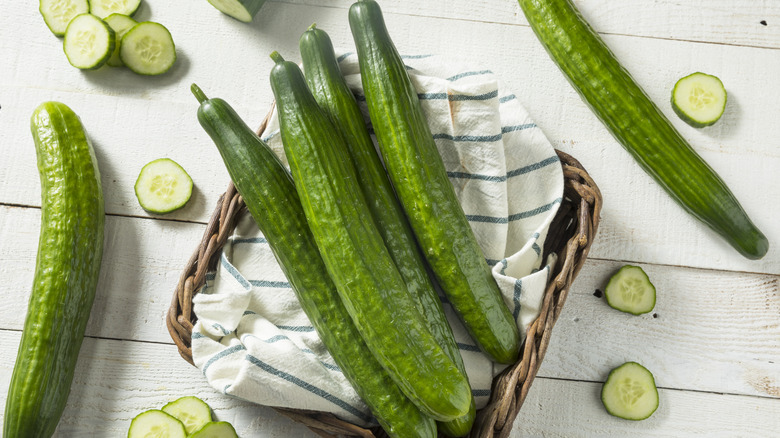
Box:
671;72;727;128
269;58;471;421
348;0;521;365
4;102;104;438
518;0;768;260
299;26;475;436
193;90;436;438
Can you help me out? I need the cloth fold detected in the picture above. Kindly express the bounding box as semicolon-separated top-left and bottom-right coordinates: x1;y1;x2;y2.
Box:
191;52;564;426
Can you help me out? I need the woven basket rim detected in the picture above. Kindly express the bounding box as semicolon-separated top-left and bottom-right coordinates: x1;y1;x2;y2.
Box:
166;107;602;438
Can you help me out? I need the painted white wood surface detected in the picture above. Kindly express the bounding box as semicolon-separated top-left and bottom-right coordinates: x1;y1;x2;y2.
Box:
1;0;779;436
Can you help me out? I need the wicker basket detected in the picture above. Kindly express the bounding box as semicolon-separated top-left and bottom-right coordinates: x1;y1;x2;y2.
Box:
167;108;602;438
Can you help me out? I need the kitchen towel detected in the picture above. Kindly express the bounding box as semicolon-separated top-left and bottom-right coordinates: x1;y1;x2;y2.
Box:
191;52;564;426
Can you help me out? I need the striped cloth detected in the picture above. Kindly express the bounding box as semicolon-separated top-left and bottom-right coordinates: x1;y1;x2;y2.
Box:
191;52;564;426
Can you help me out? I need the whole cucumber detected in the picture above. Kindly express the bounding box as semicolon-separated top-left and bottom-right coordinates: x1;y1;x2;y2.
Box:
518;0;768;259
4;102;105;438
269;52;472;422
348;0;521;364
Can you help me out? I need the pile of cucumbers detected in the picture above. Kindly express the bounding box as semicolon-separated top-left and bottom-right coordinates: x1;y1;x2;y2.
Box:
193;1;521;436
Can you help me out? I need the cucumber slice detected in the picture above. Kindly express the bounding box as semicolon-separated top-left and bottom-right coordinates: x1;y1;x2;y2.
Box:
134;158;193;214
671;72;727;128
161;396;212;435
63;13;115;70
601;362;659;421
119;22;176;75
127;409;187;438
89;0;141;19
39;0;90;36
604;265;656;315
207;0;267;23
189;421;239;438
104;13;137;67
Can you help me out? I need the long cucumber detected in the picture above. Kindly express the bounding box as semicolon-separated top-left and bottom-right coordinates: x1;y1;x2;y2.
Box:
518;0;768;259
269;52;472;422
4;102;105;438
191;85;436;438
299;25;476;436
348;0;521;364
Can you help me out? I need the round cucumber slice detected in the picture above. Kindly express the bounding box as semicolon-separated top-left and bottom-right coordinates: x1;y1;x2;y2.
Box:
104;13;137;67
127;409;187;438
671;72;727;128
119;21;176;75
601;362;659;421
189;421;239;438
134;158;193;214
161;396;212;435
604;265;656;315
207;0;267;23
63;13;115;70
89;0;141;19
39;0;90;37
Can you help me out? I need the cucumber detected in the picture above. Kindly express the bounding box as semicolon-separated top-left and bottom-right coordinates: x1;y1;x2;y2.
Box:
89;0;141;19
39;0;89;36
604;265;656;315
348;0;521;364
299;24;475;436
192;84;436;438
517;0;768;260
119;22;176;75
601;362;659;421
269;52;471;422
671;72;727;128
134;158;193;214
161;396;212;434
63;13;115;69
3;102;105;438
104;13;138;67
189;421;239;438
127;409;187;438
207;0;267;22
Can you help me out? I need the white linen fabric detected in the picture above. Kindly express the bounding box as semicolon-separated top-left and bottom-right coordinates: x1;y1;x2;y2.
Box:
191;52;564;426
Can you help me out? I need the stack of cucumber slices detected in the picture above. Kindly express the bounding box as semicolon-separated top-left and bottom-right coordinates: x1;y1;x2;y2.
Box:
40;0;176;74
127;396;239;438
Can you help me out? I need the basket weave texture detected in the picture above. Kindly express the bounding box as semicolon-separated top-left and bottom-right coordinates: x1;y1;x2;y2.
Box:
166;109;602;438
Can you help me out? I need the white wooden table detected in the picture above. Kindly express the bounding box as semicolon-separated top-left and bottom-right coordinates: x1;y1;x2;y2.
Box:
1;1;779;436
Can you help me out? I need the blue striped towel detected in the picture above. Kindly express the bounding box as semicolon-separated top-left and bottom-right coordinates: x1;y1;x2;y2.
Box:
191;52;564;426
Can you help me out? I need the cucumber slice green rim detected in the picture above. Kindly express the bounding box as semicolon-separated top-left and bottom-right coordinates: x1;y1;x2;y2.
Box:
206;0;267;23
119;21;177;75
671;72;727;128
89;0;142;19
104;13;137;67
604;265;656;315
601;362;659;421
63;13;115;70
161;396;212;435
39;0;90;36
127;409;187;438
189;421;239;438
134;158;193;214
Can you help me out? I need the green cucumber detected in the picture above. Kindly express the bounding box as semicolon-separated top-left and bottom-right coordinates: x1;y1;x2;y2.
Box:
192;84;436;438
104;13;138;67
269;53;471;421
189;421;239;438
3;102;105;438
604;265;656;315
299;24;475;436
207;0;267;22
134;158;193;214
127;409;187;438
161;396;212;434
518;0;768;260
39;0;90;36
601;362;659;421
63;13;115;69
89;0;141;19
119;22;176;75
348;0;521;364
671;72;727;128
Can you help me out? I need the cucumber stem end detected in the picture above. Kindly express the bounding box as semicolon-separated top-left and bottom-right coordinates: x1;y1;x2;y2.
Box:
270;51;285;64
191;84;208;104
308;23;317;30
